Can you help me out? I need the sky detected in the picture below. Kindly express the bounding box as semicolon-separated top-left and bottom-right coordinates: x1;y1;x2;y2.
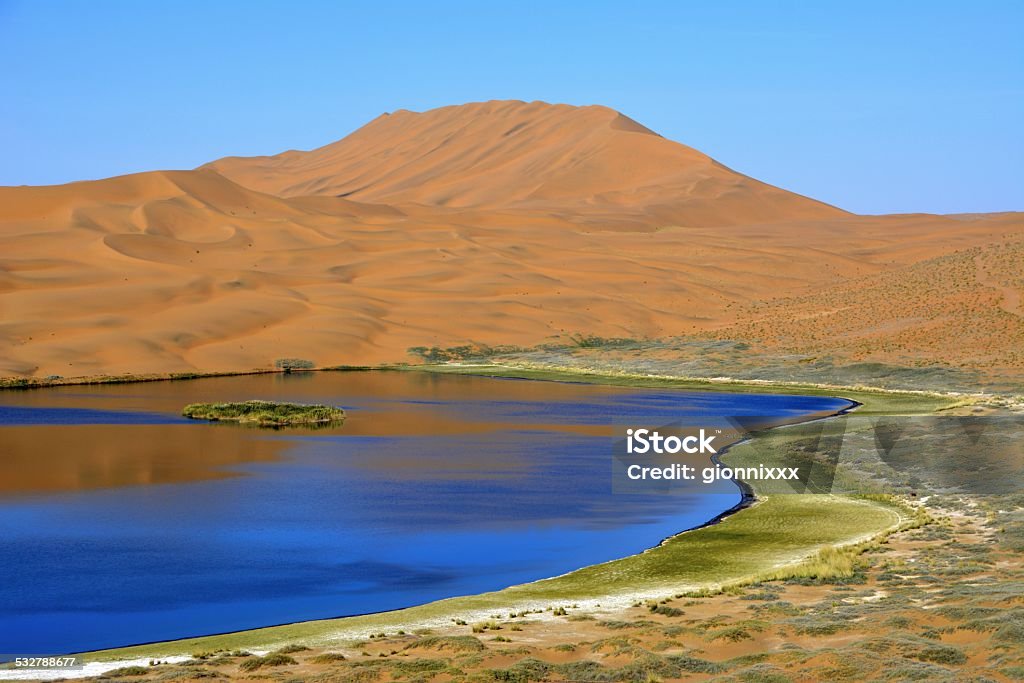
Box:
1;1;1021;214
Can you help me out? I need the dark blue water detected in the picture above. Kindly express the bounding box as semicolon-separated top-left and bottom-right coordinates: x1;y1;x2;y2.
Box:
0;372;851;654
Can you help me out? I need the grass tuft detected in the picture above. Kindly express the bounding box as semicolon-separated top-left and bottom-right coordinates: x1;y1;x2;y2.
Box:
181;400;345;427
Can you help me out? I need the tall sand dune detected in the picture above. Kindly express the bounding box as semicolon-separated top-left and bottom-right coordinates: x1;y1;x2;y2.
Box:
203;100;845;228
1;101;1021;378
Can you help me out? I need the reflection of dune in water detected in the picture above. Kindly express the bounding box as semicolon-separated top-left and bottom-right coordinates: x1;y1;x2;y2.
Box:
0;370;853;496
0;423;287;495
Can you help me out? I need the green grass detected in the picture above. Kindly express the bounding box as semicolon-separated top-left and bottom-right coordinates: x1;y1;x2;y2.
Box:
181;400;345;427
408;362;964;415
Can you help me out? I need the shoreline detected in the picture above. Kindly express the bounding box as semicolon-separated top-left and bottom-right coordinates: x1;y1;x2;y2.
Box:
0;360;975;399
4;376;851;656
0;364;939;670
667;396;864;541
0;366;383;392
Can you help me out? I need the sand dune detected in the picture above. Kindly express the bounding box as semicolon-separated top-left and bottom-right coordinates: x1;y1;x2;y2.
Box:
203;100;845;228
1;101;1021;378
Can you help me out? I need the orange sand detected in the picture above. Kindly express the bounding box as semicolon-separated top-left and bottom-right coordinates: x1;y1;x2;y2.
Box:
1;101;1021;378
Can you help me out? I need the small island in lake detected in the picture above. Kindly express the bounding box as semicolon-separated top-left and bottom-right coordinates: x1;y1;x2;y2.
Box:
182;400;346;427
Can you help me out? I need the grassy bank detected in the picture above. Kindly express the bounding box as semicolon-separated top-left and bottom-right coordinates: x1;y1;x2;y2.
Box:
0;369;273;391
78;365;951;662
90;497;912;660
410;361;968;414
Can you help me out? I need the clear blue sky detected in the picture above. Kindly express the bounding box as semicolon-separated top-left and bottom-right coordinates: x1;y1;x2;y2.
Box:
1;1;1021;214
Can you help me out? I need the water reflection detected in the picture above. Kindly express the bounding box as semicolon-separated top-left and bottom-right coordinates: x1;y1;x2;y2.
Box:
0;371;850;654
0;424;286;495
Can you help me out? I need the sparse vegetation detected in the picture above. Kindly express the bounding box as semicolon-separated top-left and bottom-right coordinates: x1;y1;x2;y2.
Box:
99;666;149;678
181;400;345;427
403;636;486;653
237;652;297;671
310;652;347;663
274;357;316;372
648;603;683;617
275;643;309;654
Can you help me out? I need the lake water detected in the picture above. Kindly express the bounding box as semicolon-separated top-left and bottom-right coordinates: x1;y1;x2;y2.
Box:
0;371;851;654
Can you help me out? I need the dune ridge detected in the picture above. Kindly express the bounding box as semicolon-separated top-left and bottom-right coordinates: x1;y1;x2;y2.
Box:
1;100;1021;379
202;100;845;228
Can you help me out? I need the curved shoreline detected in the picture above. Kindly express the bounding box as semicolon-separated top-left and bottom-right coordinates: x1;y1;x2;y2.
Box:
0;366;943;667
80;384;849;651
49;410;856;663
631;396;861;556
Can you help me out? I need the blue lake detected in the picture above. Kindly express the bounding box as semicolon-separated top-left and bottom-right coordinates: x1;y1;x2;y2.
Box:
0;371;851;654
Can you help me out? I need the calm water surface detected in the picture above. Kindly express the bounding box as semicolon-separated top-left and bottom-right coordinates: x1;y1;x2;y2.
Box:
0;372;851;654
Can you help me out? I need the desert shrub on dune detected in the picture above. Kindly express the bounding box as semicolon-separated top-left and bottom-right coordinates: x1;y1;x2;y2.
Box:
274;357;315;372
911;646;967;665
275;643;309;654
568;334;639;349
99;666;149;678
237;652;297;671
310;652;348;664
403;635;485;653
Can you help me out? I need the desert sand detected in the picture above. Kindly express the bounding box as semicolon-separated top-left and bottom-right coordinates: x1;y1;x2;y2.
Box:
1;100;1021;378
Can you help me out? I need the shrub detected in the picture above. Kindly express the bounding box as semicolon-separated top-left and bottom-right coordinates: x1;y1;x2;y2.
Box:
275;644;309;654
554;660;610;681
311;652;347;664
911;646;967;665
238;657;262;672
275;358;315;372
403;636;485;653
101;666;149;678
648;604;683;617
666;654;724;674
472;620;502;633
237;653;297;671
392;659;448;675
734;664;792;683
710;625;755;642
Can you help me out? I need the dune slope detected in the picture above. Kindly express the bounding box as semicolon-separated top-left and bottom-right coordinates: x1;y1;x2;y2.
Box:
1;101;1021;379
203;100;845;227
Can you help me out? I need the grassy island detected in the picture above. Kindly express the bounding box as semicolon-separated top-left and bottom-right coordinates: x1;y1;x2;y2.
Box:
181;400;345;427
